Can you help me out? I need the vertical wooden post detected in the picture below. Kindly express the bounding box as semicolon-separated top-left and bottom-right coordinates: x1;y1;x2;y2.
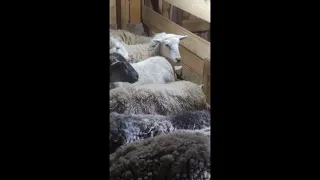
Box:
162;1;171;19
116;0;122;29
121;0;130;30
130;0;141;23
203;59;211;105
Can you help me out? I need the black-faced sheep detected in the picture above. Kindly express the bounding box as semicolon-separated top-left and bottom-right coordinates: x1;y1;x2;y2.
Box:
110;56;176;89
109;110;211;153
121;32;187;63
109;129;211;180
109;80;210;115
110;29;153;45
110;53;139;83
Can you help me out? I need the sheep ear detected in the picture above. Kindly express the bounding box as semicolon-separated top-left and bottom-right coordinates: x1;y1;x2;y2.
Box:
152;39;162;43
111;60;121;66
199;84;205;88
176;35;187;40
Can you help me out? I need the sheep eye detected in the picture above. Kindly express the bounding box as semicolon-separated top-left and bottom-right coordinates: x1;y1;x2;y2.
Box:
165;44;171;49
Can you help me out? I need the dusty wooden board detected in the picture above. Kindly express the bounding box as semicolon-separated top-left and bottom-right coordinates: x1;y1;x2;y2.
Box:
121;0;130;30
148;24;204;85
180;63;203;85
203;59;211;104
130;0;141;23
142;5;210;61
110;0;117;24
164;0;210;22
162;0;171;18
182;19;210;32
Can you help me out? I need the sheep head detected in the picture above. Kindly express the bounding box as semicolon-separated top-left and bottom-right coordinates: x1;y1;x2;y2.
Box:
152;33;187;63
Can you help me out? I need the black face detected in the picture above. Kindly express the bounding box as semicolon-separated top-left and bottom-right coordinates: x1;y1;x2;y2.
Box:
110;53;139;83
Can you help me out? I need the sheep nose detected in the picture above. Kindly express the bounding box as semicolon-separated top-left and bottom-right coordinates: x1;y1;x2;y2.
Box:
176;58;181;63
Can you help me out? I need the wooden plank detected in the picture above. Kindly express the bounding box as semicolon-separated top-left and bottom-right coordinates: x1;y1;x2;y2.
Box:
158;0;163;13
182;19;210;32
130;0;141;23
148;27;204;77
164;0;210;22
203;59;211;104
170;6;183;25
181;63;203;85
142;5;210;60
110;0;117;24
162;1;171;18
121;0;130;30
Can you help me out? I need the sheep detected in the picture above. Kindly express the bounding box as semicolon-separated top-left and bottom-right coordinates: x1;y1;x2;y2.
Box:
109;129;211;180
121;32;187;63
110;56;176;89
109;110;211;153
109;80;210;116
110;53;139;83
110;36;129;60
110;29;153;45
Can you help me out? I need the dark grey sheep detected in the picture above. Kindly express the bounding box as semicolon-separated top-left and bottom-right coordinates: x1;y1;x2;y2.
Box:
109;110;211;153
109;129;211;180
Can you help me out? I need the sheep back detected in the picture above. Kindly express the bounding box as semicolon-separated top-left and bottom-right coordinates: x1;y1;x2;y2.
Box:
109;130;211;180
110;56;175;89
109;81;209;116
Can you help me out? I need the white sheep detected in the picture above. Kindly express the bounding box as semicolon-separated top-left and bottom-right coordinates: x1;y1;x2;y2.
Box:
109;81;210;116
110;56;176;89
110;29;153;45
110;129;211;180
122;32;187;63
110;36;129;60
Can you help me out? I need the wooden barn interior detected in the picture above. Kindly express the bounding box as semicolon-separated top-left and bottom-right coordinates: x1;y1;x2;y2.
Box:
110;0;211;104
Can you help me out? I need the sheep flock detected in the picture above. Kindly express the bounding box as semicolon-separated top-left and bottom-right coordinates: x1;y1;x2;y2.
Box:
109;28;211;180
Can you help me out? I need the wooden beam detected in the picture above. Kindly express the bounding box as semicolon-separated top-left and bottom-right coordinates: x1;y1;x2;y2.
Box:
121;0;130;30
181;19;210;32
203;59;211;104
170;6;183;25
110;0;117;24
162;1;171;19
164;0;210;22
130;0;141;23
142;5;210;60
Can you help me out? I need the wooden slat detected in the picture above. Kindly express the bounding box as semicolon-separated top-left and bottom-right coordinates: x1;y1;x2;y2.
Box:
121;0;130;30
110;0;117;24
162;1;171;18
203;59;211;104
181;63;203;84
182;19;210;32
164;0;210;22
130;0;141;23
158;0;163;13
142;5;210;61
170;6;183;25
